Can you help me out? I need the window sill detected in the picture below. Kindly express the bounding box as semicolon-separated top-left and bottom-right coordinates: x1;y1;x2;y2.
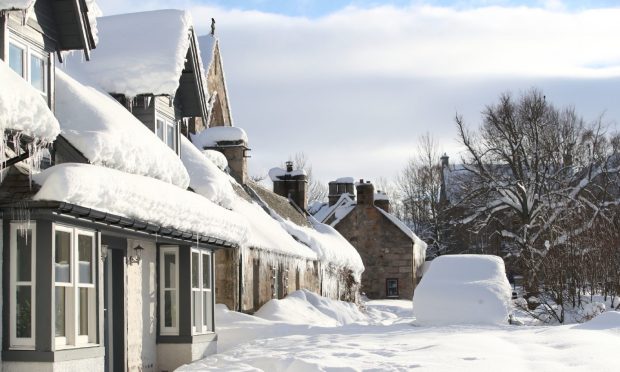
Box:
3;345;105;362
55;343;100;350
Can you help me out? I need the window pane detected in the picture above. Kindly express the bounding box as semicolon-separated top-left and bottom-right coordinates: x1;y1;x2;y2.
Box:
164;253;176;288
30;54;45;92
164;291;176;328
203;292;208;328
202;254;211;289
8;43;24;77
192;252;199;288
16;285;31;338
16;230;32;282
193;291;200;328
166;123;175;150
55;230;72;283
79;288;88;336
55;287;65;337
156;119;164;141
78;235;93;284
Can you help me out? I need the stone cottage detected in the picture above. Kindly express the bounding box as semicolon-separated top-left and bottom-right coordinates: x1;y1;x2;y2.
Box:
310;178;426;300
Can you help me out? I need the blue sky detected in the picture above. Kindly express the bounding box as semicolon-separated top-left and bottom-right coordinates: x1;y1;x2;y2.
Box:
185;0;619;17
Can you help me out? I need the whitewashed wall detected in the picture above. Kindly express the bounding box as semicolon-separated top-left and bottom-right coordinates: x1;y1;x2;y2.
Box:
126;239;157;371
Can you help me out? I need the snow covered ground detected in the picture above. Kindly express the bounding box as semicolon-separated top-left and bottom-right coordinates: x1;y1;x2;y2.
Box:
179;291;620;372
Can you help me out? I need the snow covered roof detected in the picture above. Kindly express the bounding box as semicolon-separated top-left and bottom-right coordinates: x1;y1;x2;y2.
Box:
180;138;363;274
268;167;307;182
0;60;59;142
374;192;389;201
332;177;354;184
62;9;195;97
191;126;248;149
311;193;356;224
33;163;248;246
55;69;190;188
199;34;217;72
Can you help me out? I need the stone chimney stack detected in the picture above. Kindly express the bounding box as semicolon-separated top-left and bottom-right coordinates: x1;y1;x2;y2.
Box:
374;191;390;213
328;177;355;206
201;127;250;185
270;161;308;211
440;153;449;168
356;179;374;206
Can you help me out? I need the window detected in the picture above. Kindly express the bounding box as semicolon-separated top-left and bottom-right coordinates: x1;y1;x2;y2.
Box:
160;246;179;335
8;36;47;95
386;278;399;298
155;116;177;152
10;223;36;348
53;225;97;347
191;249;212;334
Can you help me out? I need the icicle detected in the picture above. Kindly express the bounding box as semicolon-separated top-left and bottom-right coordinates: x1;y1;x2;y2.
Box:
11;201;31;240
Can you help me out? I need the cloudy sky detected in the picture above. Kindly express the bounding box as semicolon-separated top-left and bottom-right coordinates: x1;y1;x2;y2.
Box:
96;0;620;186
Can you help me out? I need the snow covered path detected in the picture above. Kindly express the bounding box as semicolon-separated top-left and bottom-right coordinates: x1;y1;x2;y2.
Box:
180;299;620;372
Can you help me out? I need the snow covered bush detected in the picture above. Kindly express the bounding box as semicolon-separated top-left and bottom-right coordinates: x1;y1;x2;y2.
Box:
413;254;513;325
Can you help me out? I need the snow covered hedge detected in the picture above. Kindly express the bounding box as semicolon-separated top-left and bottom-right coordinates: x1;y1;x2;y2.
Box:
413;254;513;325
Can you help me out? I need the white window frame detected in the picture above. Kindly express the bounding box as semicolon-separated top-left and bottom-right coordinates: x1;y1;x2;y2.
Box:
160;246;179;335
191;249;212;335
7;33;48;96
9;222;36;349
155;114;177;152
52;224;97;348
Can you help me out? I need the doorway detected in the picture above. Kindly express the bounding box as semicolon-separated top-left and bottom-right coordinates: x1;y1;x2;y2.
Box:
103;246;126;372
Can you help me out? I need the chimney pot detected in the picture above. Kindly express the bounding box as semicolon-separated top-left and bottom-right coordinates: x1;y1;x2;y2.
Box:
285;161;294;172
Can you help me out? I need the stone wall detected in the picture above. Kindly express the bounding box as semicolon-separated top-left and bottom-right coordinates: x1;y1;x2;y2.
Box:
206;43;232;127
335;205;419;300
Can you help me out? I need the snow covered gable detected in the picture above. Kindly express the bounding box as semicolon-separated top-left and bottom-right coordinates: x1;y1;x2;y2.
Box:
55;69;190;188
62;9;208;120
198;33;233;127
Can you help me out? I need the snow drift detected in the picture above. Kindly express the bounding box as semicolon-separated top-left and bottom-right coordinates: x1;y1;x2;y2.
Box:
413;254;513;325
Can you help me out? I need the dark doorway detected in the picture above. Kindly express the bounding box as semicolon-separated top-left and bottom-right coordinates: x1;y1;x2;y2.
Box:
103;244;126;372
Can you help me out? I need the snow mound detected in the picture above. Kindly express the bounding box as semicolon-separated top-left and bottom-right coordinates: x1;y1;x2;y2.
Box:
191;126;248;149
180;136;235;208
203;149;228;171
33;163;248;246
62;10;194;97
574;311;620;330
268;166;307;181
413;254;512;325
55;69;189;188
255;290;366;326
0;60;59;142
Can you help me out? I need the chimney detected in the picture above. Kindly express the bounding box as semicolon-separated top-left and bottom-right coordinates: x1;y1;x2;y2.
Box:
203;129;250;185
374;191;390;213
356;179;374;206
271;162;308;211
328;177;355;206
440;153;449;168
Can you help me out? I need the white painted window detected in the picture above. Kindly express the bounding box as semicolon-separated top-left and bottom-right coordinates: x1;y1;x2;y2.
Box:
191;249;212;334
160;246;179;335
7;34;47;95
155;115;177;152
10;222;36;349
53;224;97;347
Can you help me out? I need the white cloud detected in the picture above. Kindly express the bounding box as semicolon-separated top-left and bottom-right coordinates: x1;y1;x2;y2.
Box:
95;1;620;185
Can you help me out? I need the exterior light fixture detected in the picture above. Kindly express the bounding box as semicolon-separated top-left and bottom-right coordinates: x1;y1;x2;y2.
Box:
101;244;108;262
128;244;144;265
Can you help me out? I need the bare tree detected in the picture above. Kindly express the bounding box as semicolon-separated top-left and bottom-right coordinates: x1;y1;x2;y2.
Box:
452;89;620;320
395;133;445;257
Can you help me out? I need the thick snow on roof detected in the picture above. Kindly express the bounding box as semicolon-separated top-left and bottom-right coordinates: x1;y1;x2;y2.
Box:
333;177;354;184
203;149;228;171
413;255;513;325
281;216;364;278
191;126;248;149
85;0;102;45
374;192;389;201
0;60;59;142
55;69;189;188
62;10;193;97
33;163;248;245
199;34;217;71
268;167;307;181
0;0;34;10
180;135;235;209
